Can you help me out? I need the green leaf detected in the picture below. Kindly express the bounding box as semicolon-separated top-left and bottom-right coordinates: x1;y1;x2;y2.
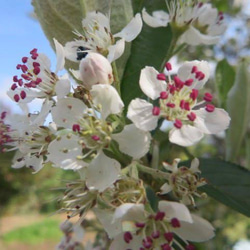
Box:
121;0;172;109
196;158;250;217
215;59;235;109
145;185;159;212
226;60;250;162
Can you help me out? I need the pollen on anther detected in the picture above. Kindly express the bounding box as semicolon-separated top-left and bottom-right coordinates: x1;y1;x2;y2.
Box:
160;91;168;99
174;119;182;129
157;73;166;81
152;106;161;116
191;66;198;74
185;79;194;86
203;92;213;102
205;104;215;112
72;124;81;132
190;89;199;101
20;90;26;99
91;135;100;141
171;217;181;228
14;94;20;102
165;62;172;71
187;112;196;121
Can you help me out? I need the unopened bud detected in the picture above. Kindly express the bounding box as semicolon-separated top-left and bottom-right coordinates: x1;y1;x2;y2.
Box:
79;53;114;90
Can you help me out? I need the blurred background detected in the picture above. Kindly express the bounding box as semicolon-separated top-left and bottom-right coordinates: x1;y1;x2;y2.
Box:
0;0;250;249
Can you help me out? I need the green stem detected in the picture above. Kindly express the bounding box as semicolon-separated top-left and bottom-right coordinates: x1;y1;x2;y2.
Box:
79;0;87;17
112;62;121;96
160;35;178;72
136;163;170;180
151;140;160;169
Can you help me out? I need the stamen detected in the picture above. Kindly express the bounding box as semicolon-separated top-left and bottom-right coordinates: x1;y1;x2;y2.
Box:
164;232;173;242
174;119;182;129
190;89;199;101
155;211;165;221
13;76;18;82
185;79;194;86
157;73;166;81
161;243;172;250
123;231;133;243
142;236;153;249
203;92;213;102
151;230;160;239
205;104;215;112
160;91;168;99
152;107;161;116
167;103;175;108
20;90;26;99
14;94;20;102
171;218;181;228
72;124;81;132
135;222;146;228
165;62;172;71
22;57;28;63
191;66;198;74
187;112;196;121
174;76;184;89
91;135;100;141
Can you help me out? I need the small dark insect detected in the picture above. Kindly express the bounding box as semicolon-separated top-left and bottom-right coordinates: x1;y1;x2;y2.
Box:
76;46;89;60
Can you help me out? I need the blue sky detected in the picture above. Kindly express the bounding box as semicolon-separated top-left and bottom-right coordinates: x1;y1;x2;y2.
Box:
0;0;54;111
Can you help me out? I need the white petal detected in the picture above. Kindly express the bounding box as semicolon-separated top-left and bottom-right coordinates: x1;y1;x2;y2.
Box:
182;26;220;46
174;214;215;242
140;66;166;100
113;203;145;222
86;151;121;192
7;88;41;103
54;38;65;72
194;108;230;134
26;155;44;174
190;158;200;173
47;134;87;170
142;8;169;27
177;60;210;89
79;53;113;90
83;11;110;32
90;84;124;119
127;98;158;131
169;125;204;146
158;201;193;223
107;39;125;62
70;69;82;81
94;208;122;238
51;97;87;128
73;224;85;242
114;13;143;42
160;183;172;194
112;124;151;159
55;75;71;99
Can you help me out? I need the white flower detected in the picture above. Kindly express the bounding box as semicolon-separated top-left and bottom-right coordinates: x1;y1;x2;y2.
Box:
48;85;150;190
64;11;143;63
160;158;207;205
127;61;230;146
142;2;226;45
3;101;54;173
7;39;70;103
110;201;215;249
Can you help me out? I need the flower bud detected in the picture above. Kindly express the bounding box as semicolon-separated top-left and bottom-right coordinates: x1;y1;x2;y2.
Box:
79;52;114;90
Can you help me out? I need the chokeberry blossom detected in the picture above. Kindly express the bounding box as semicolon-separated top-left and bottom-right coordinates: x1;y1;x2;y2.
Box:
142;1;226;45
7;39;70;103
47;84;151;191
160;158;207;206
64;11;142;62
127;60;230;146
110;201;215;249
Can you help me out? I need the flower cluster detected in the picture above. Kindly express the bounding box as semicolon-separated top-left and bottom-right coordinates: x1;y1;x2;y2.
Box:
1;2;231;249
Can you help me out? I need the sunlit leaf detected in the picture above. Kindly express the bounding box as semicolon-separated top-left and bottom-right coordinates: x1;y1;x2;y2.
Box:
226;60;250;162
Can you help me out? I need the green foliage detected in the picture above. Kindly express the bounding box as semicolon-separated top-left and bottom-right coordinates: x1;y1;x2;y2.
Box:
197;158;250;217
215;59;235;109
2;219;61;244
226;60;250;162
121;0;172;109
